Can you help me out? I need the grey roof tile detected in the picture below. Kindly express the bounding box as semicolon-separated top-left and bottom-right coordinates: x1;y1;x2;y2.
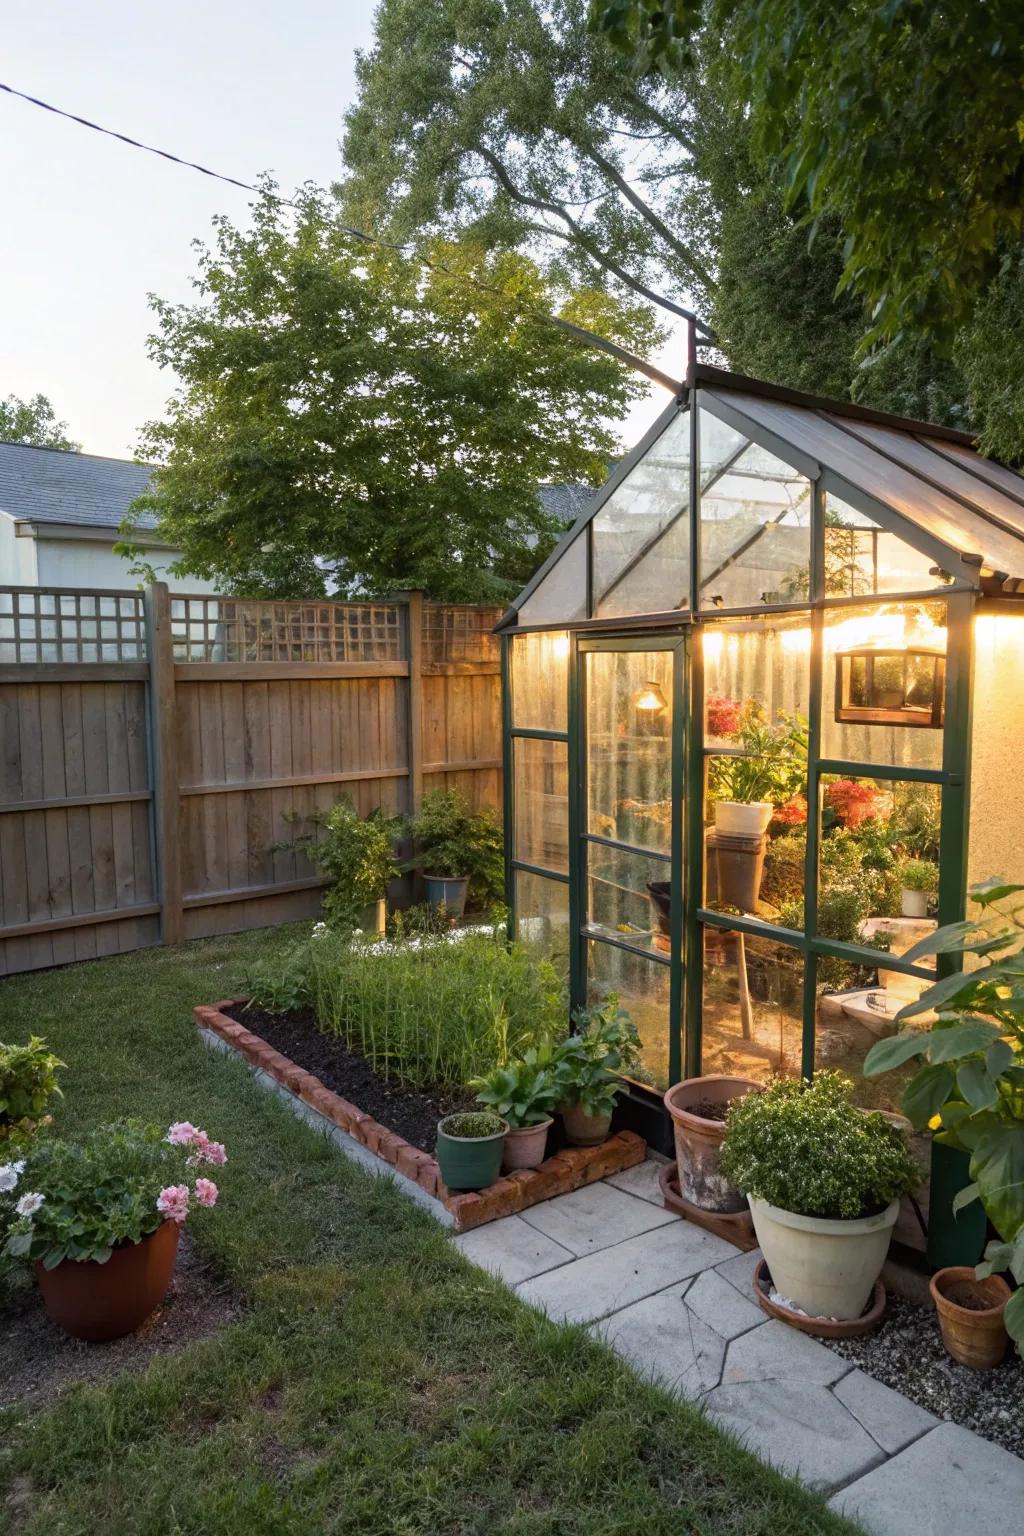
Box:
0;440;157;529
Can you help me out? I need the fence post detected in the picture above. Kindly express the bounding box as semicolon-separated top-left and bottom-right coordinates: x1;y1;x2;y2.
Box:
400;590;425;814
144;582;184;945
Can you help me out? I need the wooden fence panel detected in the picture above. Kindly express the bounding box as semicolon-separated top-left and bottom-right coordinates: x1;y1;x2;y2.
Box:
0;586;503;973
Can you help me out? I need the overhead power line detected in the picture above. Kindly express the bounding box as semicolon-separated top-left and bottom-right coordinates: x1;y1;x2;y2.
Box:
0;78;707;389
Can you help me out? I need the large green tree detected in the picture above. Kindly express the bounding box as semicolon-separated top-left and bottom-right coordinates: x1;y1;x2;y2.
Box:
123;188;657;600
0;392;80;450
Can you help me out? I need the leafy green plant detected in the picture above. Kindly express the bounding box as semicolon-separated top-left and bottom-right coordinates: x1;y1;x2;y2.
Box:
472;1043;561;1127
555;999;642;1119
403;789;503;900
309;928;563;1089
864;877;1024;1351
720;1071;918;1221
0;1037;65;1153
900;858;938;894
4;1118;226;1269
761;833;806;906
707;702;807;807
439;1112;505;1139
245;941;313;1015
279;798;400;929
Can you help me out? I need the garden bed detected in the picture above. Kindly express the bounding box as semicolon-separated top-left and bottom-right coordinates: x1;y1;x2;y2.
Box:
826;1293;1023;1458
195;998;646;1230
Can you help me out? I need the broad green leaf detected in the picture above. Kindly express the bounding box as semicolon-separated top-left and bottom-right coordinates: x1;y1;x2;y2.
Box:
957;1060;1000;1111
863;1030;931;1076
927;1020;1003;1063
971;1124;1024;1241
970;879;1024;908
899;920;988;962
986;1038;1017;1076
901;1062;956;1128
952;1181;980;1215
1002;1288;1024;1351
895;969;980;1021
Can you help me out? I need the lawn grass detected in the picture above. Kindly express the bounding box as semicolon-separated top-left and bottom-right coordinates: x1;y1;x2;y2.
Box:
0;928;862;1536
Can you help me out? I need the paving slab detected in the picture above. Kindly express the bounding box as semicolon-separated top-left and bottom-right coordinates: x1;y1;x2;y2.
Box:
593;1284;725;1400
833;1368;937;1456
829;1422;1024;1535
721;1319;850;1386
604;1155;671;1206
518;1180;676;1255
452;1214;573;1285
683;1268;764;1341
713;1244;762;1299
516;1220;737;1325
705;1378;883;1491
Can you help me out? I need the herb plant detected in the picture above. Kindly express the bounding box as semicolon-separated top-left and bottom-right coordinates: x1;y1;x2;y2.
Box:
403;789;503;900
556;999;643;1119
707;701;808;807
900;858;938;894
720;1071;918;1221
439;1112;506;1139
472;1044;560;1127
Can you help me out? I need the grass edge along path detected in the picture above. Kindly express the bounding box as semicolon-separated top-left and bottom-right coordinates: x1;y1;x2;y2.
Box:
0;928;863;1536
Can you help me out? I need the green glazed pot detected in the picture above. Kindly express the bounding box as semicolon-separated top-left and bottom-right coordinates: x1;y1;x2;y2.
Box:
436;1115;507;1191
423;875;470;918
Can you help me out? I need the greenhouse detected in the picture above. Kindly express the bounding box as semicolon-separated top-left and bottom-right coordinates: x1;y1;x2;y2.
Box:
498;361;1024;1148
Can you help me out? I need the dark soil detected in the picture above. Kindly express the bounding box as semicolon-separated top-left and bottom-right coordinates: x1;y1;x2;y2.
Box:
0;1233;243;1412
689;1099;730;1122
227;1005;474;1154
942;1283;994;1312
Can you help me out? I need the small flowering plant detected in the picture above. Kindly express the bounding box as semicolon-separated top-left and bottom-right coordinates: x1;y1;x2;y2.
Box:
2;1118;226;1270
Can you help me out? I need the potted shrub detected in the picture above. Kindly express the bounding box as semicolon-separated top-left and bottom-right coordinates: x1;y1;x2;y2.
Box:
663;1075;764;1213
555;1000;642;1146
0;1035;65;1154
435;1111;507;1191
899;857;937;918
929;1266;1012;1369
404;789;503;918
472;1047;558;1171
3;1118;226;1341
720;1071;918;1320
708;702;808;840
281;798;399;933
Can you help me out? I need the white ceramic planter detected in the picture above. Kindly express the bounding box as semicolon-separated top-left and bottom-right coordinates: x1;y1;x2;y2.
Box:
748;1194;900;1320
900;888;929;918
714;800;773;837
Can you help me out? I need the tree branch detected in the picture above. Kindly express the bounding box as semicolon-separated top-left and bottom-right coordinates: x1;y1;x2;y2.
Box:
581;142;717;294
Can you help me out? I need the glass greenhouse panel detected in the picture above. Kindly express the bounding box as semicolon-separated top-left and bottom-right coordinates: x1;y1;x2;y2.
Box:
587;938;672;1090
585;649;674;855
815;974;928;1118
969;612;1024;891
515;870;570;980
585;842;672;951
824;495;955;596
703;756;807;927
700;928;802;1081
513;738;569;874
511;630;569;732
703;615;811;747
699;429;812;609
822;601;947;770
518;530;587;623
592;408;690;616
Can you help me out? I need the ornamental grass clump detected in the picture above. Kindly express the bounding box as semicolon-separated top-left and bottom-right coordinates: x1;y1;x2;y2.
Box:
720;1071;918;1222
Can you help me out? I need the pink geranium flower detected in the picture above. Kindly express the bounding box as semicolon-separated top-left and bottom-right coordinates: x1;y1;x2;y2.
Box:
193;1178;219;1208
156;1184;190;1223
200;1140;227;1166
166;1122;198;1146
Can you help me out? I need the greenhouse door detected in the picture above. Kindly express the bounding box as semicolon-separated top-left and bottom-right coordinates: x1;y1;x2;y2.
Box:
573;636;686;1099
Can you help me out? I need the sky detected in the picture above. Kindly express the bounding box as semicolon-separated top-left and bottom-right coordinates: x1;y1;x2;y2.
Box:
0;0;677;462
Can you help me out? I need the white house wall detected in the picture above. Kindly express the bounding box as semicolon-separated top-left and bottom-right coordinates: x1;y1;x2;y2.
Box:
32;535;219;594
0;514;38;585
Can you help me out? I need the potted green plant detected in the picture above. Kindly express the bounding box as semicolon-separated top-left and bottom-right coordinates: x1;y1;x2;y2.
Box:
472;1046;559;1171
280;798;399;933
708;702;808;840
899;857;937;918
0;1035;65;1154
3;1117;226;1341
555;1000;642;1146
404;789;503;918
720;1072;918;1320
435;1111;507;1191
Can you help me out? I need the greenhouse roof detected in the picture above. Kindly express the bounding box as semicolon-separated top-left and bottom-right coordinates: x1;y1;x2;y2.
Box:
500;364;1024;629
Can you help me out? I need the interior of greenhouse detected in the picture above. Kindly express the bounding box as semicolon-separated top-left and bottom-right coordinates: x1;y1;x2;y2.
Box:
501;365;1024;1140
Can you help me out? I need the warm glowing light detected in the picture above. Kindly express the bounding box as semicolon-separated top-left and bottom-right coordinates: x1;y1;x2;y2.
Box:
830;605;947;655
703;631;724;663
636;681;668;712
552;633;570;659
781;627;812;654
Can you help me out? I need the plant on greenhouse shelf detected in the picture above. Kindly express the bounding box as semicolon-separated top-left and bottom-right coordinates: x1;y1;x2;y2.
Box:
556;1000;642;1146
823;780;891;831
0;1036;65;1153
3;1118;226;1341
472;1044;561;1170
706;693;743;738
864;877;1024;1353
277;798;400;932
899;857;938;917
720;1072;918;1321
708;702;808;837
404;789;504;917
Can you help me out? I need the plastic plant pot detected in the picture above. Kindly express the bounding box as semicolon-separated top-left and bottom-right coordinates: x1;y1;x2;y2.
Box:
423;875;469;918
435;1114;507;1191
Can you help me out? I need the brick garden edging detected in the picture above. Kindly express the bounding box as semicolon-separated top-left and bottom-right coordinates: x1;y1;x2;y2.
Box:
195;999;646;1231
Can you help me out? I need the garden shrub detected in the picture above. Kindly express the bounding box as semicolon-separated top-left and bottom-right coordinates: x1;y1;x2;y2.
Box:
279;799;400;929
403;789;504;904
761;833;806;906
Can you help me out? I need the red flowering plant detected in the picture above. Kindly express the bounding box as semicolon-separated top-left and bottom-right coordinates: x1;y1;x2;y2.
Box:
824;780;892;832
772;795;808;829
706;694;743;739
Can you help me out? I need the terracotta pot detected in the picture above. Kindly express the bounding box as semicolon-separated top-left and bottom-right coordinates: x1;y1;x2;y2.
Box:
749;1194;899;1321
929;1267;1012;1370
35;1220;180;1342
562;1103;612;1147
664;1076;763;1214
502;1118;553;1171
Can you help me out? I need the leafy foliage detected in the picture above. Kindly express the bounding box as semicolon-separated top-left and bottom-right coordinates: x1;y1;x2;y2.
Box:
472;1043;561;1127
0;392;80;450
244;942;314;1016
0;1037;65;1130
438;1111;507;1139
900;858;938;895
404;789;504;899
707;701;807;807
281;799;400;929
557;997;642;1117
864;878;1024;1350
720;1071;918;1221
122;185;655;600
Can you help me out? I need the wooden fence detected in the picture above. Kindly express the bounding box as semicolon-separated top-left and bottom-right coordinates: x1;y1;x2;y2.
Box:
0;585;502;976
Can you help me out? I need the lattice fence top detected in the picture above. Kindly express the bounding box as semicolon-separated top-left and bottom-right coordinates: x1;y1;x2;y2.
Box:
424;604;501;664
170;596;405;663
0;587;147;663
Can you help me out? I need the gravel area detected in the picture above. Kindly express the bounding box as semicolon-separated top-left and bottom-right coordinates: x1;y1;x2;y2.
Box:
826;1293;1023;1459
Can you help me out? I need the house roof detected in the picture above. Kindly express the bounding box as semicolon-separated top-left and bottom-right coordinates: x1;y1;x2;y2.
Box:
501;363;1024;628
0;440;157;531
538;483;599;524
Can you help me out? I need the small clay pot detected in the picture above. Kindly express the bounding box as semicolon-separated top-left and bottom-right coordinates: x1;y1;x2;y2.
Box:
664;1076;763;1214
35;1220;181;1342
502;1118;553;1171
562;1103;611;1147
930;1266;1012;1370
